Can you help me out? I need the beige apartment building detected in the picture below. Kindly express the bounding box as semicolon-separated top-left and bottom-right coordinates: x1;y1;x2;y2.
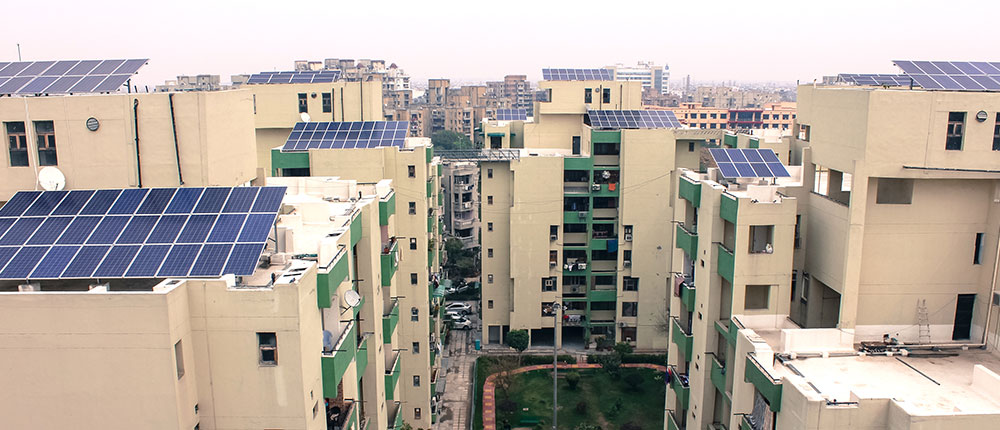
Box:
666;76;1000;430
271;135;443;428
442;161;480;249
0;179;411;430
480;76;686;350
668;102;797;132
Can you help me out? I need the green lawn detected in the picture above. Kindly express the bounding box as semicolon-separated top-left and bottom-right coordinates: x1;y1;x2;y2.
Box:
495;367;665;430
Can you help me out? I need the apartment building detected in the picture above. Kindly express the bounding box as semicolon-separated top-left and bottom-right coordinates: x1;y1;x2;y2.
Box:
442;161;480;249
683;86;790;110
426;79;449;106
270;129;443;428
0;179;408;430
669;102;797;132
480;72;687;350
606;61;670;95
503;75;534;115
666;64;1000;430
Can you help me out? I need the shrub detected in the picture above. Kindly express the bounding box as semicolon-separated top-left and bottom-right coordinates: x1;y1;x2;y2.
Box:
565;371;581;390
521;354;578;365
575;424;601;430
593;353;621;376
613;341;634;356
620;354;668;365
605;397;624;418
624;372;644;390
575;400;588;414
595;337;615;351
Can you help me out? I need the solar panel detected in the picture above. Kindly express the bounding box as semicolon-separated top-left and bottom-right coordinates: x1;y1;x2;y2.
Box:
0;59;147;96
0;186;285;280
246;70;342;85
838;74;917;87
709;149;791;179
586;109;682;130
494;109;528;121
542;68;614;81
279;121;409;152
892;60;1000;91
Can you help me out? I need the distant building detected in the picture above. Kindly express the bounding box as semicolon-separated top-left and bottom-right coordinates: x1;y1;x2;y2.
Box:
503;75;534;115
669;101;797;132
442;161;480;249
155;74;224;92
606;61;670;94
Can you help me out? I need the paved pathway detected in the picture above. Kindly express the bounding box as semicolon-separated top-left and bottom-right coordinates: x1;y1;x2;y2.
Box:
435;302;479;430
481;363;667;430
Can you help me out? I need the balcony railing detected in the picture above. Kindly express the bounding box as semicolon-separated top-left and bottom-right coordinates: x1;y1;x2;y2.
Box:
387;401;403;429
385;351;402;401
675;223;697;260
381;238;399;286
717;243;734;283
669;365;690;410
383;300;399;340
671;317;693;362
680;282;696;311
321;320;357;398
745;353;782;412
710;355;726;394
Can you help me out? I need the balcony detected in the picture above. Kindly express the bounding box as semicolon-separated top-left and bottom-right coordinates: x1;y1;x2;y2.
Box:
562;259;588;275
592;207;617;218
387;401;403;429
316;247;350;308
717;244;734;283
426;178;434;197
671;317;693;362
455;200;476;212
356;338;369;377
381;238;399;286
379;191;396;226
321;320;357;398
383;300;399;340
588;288;616;302
430;367;439;397
680;282;695;311
563;210;590;224
667;410;681;430
590;260;616;272
327;400;357;430
745;353;782;412
675;224;697;260
679;176;701;208
453;216;476;230
385;351;402;401
710;356;726;394
564;181;590;195
427;214;434;232
669;365;690;410
591;182;619;197
562;284;586;298
720;193;738;224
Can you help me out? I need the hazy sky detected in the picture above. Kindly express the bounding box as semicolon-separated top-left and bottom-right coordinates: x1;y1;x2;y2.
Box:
2;0;997;88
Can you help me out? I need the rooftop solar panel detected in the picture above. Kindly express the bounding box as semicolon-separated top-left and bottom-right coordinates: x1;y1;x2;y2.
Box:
892;60;1000;92
586;109;682;130
246;70;342;85
279;121;409;152
0;58;147;96
542;68;613;81
708;148;791;179
0;186;284;280
494;109;528;121
838;74;917;87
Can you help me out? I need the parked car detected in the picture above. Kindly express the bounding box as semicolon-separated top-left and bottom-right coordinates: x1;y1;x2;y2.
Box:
445;302;472;314
445;311;465;321
450;316;473;330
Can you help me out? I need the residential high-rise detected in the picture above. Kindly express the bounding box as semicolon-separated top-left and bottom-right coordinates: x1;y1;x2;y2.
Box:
666;62;1000;430
606;61;670;94
442;161;480;249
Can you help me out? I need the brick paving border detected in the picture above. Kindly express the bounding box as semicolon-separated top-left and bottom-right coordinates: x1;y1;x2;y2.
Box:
482;363;666;430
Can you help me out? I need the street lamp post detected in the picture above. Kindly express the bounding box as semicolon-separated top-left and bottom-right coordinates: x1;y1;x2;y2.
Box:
552;302;561;430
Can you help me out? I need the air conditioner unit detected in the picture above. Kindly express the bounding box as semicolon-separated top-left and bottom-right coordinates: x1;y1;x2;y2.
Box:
618;322;627;328
623;261;632;268
591;183;601;191
624;233;633;242
994;292;1000;306
17;283;39;292
578;263;587;270
550;234;557;240
544;278;555;287
571;286;580;293
564;264;572;270
550;260;557;267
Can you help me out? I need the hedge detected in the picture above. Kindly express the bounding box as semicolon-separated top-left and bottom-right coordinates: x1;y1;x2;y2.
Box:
587;353;667;366
522;354;578;365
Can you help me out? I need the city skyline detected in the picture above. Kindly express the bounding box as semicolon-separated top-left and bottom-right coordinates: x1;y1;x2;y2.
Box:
3;0;996;88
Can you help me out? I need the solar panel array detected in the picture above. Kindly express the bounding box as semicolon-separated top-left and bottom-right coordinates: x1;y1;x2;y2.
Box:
494;109;528;121
0;59;148;96
281;121;409;152
246;70;342;85
586;109;682;130
709;149;791;179
542;68;614;81
0;186;286;280
893;60;1000;91
838;74;916;87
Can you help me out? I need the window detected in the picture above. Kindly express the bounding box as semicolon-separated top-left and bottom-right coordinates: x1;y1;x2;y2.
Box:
700;113;707;119
710;113;717;119
414;408;422;420
710;123;716;129
621;326;636;342
413;375;420;387
975;233;985;264
749;225;774;254
297;93;308;113
550;225;559;239
798;124;810;141
488;300;494;309
745;285;770;310
487;168;493;178
591;301;615;311
623;250;632;265
313;401;319;419
6;121;28;166
782;114;789;120
602;88;611;103
688;141;695;152
488;222;493;231
411;273;418;284
622;302;638;317
487;195;493;205
413;342;420;353
488;248;494;258
542;277;556;292
34;121;57;166
410;238;417;249
409;202;416;214
584;88;592;103
257;332;277;365
174;340;185;379
572;136;581;155
794;215;801;249
322;93;332;113
623;276;638;291
876;178;913;204
994;113;1000;151
946;112;965;150
763;114;770;120
411;307;419;322
408;165;416;177
720;113;727;119
549;250;558;266
488;274;494;284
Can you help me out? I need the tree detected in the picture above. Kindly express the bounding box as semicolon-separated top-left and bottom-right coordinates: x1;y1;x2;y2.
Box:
613;341;634;357
565;371;581;390
505;329;530;365
594;352;621;377
624;371;644;391
493;356;520;402
431;130;473;150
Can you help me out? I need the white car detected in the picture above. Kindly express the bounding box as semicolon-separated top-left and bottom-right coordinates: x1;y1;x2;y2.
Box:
445;302;472;314
450;317;473;330
445;311;465;321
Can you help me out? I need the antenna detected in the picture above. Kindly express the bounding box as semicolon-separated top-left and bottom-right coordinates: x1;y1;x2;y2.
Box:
38;166;65;191
300;112;311;122
343;289;362;308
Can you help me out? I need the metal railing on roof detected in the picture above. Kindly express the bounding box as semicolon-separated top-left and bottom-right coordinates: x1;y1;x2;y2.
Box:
436;149;520;161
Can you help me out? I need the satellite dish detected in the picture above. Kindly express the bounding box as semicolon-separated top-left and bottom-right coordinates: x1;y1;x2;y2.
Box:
38;167;66;191
300;112;311;122
343;290;362;308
